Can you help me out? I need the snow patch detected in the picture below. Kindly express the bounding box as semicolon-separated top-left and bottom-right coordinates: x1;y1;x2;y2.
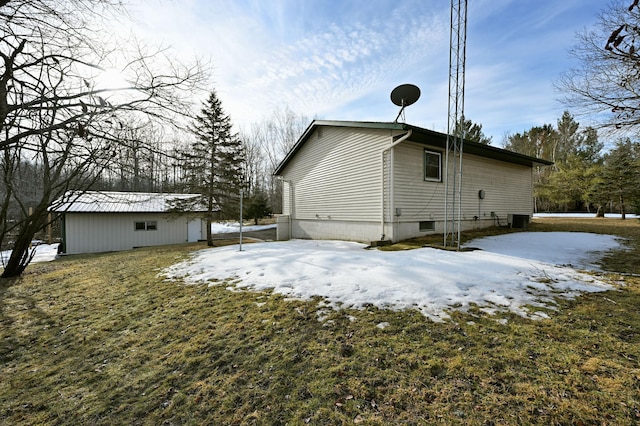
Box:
161;232;623;321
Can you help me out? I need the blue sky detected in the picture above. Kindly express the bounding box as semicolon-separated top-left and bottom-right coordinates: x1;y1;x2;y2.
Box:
123;0;606;144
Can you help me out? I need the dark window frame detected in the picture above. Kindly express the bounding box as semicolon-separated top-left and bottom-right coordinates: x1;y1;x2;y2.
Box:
134;221;158;231
424;149;442;182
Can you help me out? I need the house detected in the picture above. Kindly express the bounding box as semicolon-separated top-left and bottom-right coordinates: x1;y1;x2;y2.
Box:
50;191;212;254
273;120;552;244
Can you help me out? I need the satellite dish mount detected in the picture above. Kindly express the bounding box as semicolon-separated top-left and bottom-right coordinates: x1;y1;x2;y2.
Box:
391;84;421;123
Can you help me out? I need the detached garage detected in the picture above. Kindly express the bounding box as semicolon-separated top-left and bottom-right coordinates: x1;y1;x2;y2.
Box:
50;191;211;255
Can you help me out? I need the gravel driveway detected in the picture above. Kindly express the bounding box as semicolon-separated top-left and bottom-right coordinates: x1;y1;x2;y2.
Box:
211;226;276;242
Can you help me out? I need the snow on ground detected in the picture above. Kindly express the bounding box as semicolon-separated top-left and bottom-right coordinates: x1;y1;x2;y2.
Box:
162;232;625;322
211;222;276;234
0;243;59;266
30;244;59;263
465;232;622;270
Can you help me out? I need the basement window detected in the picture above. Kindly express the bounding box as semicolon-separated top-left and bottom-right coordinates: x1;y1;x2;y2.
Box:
424;150;442;182
134;221;157;231
419;221;435;232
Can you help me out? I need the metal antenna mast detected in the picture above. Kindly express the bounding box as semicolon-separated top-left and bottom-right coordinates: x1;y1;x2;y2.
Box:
443;0;467;249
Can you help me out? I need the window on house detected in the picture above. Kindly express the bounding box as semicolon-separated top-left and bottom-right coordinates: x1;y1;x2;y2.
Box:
424;150;442;182
419;221;435;232
134;221;157;231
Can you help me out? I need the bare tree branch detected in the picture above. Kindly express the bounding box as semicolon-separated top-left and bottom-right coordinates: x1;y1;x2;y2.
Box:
0;0;209;278
559;0;640;131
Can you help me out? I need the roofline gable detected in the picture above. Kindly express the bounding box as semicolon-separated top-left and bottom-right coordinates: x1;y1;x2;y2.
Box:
273;120;553;175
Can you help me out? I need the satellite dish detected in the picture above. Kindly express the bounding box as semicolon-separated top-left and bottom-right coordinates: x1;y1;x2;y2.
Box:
391;84;420;122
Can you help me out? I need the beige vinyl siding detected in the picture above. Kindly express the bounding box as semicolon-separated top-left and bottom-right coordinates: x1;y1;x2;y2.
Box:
392;142;445;221
282;180;291;216
280;127;398;221
392;142;533;222
460;154;533;221
64;212;193;254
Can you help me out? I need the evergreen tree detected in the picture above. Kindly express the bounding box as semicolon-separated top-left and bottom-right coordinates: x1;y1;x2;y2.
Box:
244;190;271;225
544;155;602;212
543;114;605;211
555;111;581;166
577;127;604;164
504;125;558;211
504;115;607;213
183;90;245;245
454;116;492;145
598;139;640;219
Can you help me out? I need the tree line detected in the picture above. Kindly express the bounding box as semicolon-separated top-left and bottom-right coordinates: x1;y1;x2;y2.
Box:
503;111;640;217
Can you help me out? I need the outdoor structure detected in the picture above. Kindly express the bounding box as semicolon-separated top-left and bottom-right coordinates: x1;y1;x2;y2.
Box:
50;191;211;255
273;120;552;244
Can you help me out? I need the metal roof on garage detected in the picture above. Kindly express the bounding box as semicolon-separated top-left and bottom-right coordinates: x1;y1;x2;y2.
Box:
49;191;212;213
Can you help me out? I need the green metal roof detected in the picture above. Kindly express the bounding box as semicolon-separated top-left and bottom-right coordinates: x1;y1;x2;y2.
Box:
273;120;553;175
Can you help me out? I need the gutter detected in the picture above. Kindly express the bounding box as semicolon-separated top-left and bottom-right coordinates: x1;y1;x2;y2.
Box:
380;130;412;241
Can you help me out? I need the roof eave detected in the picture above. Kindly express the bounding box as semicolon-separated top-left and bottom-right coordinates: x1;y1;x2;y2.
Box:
273;120;553;174
273;120;409;175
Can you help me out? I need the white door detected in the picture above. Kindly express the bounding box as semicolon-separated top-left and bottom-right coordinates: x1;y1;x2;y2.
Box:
187;219;201;242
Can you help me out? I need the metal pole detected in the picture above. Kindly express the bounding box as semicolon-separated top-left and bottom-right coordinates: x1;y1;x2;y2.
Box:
444;0;467;249
239;189;243;251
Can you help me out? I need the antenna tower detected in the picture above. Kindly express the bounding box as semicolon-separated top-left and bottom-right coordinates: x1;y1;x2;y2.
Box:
443;0;468;249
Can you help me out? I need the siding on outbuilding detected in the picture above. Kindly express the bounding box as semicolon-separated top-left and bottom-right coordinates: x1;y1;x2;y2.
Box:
51;191;211;254
62;212;204;255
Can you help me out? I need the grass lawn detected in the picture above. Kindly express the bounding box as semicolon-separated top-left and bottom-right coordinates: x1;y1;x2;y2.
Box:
1;218;639;425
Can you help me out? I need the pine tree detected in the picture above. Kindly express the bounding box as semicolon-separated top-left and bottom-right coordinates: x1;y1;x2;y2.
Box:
505;125;558;212
598;139;640;219
544;113;604;212
245;190;271;225
454;115;492;145
555;111;581;166
183;90;245;245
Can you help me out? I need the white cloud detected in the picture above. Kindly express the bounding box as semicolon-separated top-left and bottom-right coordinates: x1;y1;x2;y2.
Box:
109;0;607;139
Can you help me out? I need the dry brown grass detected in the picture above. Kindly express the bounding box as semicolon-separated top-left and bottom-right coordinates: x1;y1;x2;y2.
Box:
1;218;639;424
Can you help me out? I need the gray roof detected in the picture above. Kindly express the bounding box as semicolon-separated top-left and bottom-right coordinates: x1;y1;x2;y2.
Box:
49;191;212;213
273;120;554;175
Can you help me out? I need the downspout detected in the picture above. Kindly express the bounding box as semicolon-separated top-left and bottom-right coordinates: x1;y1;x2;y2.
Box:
380;130;412;241
280;177;293;239
287;179;293;239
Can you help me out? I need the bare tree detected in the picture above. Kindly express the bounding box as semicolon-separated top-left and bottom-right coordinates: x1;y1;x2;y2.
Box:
0;0;207;278
246;106;308;213
239;126;264;197
559;0;640;130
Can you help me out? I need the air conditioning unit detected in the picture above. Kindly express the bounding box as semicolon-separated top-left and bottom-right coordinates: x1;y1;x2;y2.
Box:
508;214;530;229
